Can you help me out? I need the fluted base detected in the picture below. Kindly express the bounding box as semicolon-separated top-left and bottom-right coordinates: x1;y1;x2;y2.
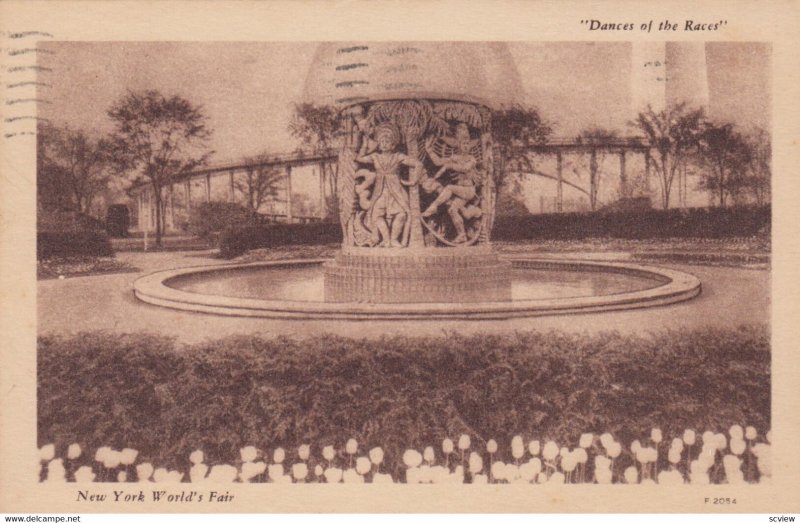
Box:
324;247;512;303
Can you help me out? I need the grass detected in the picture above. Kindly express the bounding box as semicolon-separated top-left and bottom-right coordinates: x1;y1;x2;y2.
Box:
38;325;769;477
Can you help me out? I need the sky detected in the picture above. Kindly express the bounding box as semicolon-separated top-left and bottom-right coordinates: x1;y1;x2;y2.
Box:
40;41;770;165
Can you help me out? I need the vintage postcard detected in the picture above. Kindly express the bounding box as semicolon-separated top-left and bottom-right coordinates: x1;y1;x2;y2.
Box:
1;0;798;516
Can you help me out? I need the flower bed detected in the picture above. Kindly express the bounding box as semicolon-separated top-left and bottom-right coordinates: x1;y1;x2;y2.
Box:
38;427;771;484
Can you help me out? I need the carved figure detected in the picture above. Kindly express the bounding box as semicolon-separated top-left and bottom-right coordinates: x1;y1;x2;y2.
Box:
422;123;483;243
355;123;423;247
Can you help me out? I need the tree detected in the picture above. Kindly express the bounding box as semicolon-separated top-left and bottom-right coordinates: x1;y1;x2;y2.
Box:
697;122;752;207
37;122;111;215
236;153;284;212
745;128;771;206
490;105;552;191
107;90;212;247
631;103;705;209
576;127;619;210
288;103;339;218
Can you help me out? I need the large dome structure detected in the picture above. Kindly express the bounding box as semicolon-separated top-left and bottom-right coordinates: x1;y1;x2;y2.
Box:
302;42;524;110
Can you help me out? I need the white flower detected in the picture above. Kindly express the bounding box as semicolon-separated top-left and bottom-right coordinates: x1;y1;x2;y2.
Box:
579;433;593;449
503;463;520;481
74;466;95;482
668;447;682;465
542;441;559;461
670;437;684;452
490;460;507;482
103;450;121;469
722;454;741;475
702;431;715;446
658;469;684;485
486;439;498;454
402;449;423;468
683;429;696;446
189;463;208;483
452;465;465;483
595;467;612;484
430;465;449;484
418;464;432;484
46;459;65;482
39;444;56;462
730;438;746;456
528;440;540;456
120;448;139;466
650;428;663;444
535;472;547;484
153;468;170;483
239;446;258;463
355;456;371;475
574;448;588;464
442;438;454;454
599;433;614;449
240;461;266;482
594;455;611;470
559;447;569;458
314;465;323;477
457;434;471;450
623;466;638;484
423;446;435;463
345;438;358;455
630;439;641;454
343;468;363;483
369;446;384;466
511;435;524;459
292;462;309;481
267;463;284;481
729;425;744;441
322;445;335;462
207;464;237;483
117;470;127;482
273;447;285;464
472;473;488;484
94;446;111;463
298;444;310;461
166;470;183;483
549;472;565;484
468;452;483;474
520;459;541;481
67;443;82;460
136;463;154;482
752;443;771;477
607;442;622;459
372;472;394;483
561;453;577;472
189;450;204;465
745;426;758;440
715;433;728;451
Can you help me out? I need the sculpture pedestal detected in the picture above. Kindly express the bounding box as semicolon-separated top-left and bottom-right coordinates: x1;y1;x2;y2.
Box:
324;247;512;304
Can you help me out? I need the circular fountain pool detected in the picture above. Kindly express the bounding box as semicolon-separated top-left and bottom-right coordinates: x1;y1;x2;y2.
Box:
133;258;701;320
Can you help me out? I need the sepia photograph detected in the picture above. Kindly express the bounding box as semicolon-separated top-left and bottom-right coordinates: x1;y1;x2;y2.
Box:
34;39;771;485
1;0;798;518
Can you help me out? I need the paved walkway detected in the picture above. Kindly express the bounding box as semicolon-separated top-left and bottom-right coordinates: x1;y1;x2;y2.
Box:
38;250;769;345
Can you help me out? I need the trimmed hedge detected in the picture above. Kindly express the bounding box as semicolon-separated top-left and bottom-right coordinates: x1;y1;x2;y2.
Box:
189;202;261;241
493;205;770;242
219;206;770;258
220;223;342;258
38;325;770;474
37;231;113;259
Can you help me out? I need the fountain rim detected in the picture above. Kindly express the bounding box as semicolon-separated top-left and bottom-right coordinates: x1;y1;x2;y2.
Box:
133;257;701;320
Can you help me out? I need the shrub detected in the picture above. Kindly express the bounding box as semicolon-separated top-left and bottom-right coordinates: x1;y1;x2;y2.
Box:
37;209;113;259
219;223;342;258
492;205;770;241
38;325;769;474
188;202;261;241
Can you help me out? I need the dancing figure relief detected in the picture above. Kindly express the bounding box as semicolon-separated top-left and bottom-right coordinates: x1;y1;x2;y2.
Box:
421;123;484;244
353;122;423;248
